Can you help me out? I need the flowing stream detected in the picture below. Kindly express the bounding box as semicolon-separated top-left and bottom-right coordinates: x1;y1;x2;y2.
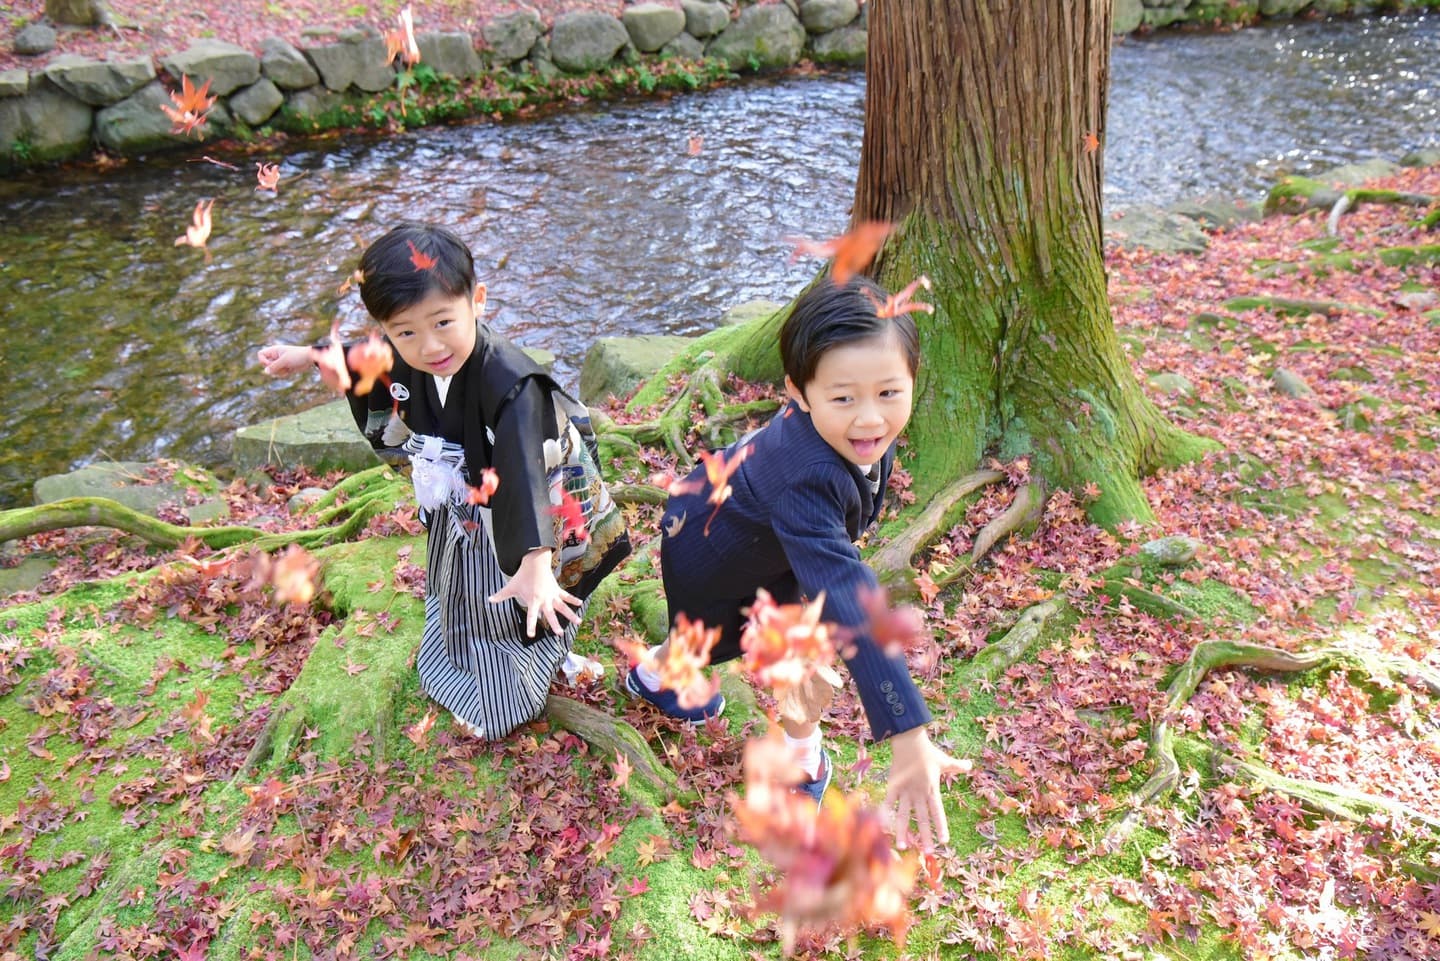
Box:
0;14;1436;508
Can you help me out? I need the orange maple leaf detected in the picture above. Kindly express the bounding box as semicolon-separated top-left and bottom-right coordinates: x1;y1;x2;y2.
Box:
610;750;633;790
404;710;437;750
174;198;214;252
864;275;935;319
617;614;722;711
346;332;394;396
407;239;436;271
669;445;752;534
740;589;838;701
160;75;217;138
1082;131;1100;154
255;162;281;193
787;220;895;287
271;544;319;606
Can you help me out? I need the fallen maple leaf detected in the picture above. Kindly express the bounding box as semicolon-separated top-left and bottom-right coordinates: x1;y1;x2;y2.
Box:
255;161;281;192
405;710;437;750
174;198;215;253
160;74;216;137
610;750;633;790
623;876;649;897
787;221;895;287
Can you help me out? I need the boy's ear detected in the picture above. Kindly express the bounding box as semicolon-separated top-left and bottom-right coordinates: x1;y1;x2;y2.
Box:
784;376;809;412
472;283;488;314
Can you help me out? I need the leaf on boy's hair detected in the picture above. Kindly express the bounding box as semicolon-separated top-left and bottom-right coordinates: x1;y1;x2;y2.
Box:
466;467;500;505
730;728;917;955
786;221;895;288
407;240;437;272
346;332;394;396
865;275;935;319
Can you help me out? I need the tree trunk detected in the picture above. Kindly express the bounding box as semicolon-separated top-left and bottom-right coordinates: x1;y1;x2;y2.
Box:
855;0;1214;524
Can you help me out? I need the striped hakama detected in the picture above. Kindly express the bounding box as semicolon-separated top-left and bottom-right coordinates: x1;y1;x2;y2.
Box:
418;498;579;740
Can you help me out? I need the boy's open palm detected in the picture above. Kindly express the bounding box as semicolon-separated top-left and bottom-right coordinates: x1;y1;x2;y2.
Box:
883;726;971;852
488;548;582;638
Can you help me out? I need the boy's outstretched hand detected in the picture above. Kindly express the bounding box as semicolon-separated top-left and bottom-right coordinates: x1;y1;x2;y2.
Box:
883;726;971;852
256;343;314;377
488;547;583;638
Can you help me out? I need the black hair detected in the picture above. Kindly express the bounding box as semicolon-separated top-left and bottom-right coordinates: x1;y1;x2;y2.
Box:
779;277;921;392
358;224;476;322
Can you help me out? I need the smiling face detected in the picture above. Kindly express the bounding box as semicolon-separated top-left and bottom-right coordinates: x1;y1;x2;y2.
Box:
785;327;915;466
378;284;485;377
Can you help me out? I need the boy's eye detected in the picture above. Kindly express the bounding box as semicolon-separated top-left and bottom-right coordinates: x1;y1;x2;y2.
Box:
435;318;452;328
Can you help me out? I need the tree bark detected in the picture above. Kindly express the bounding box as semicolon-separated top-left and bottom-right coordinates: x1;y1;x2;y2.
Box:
855;0;1215;524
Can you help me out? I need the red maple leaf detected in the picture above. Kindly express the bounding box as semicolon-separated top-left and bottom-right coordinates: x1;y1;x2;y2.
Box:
407;239;436;271
550;489;588;542
864;275;935;319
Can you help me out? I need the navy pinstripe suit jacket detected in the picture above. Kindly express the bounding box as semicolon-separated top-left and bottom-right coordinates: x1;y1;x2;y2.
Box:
660;400;931;742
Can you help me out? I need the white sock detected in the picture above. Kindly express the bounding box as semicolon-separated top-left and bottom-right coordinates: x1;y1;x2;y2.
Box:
784;728;824;781
635;645;664;690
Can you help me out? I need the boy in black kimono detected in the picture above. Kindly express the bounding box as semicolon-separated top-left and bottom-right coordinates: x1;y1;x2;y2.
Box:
628;277;966;852
259;224;628;740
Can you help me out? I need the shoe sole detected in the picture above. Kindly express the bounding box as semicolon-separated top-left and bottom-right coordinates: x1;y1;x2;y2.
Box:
622;670;726;725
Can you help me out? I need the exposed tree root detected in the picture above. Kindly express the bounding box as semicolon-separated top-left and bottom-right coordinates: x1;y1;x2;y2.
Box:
871;468;1004;584
1122;640;1440;828
1327;188;1436;237
1217;752;1440;832
544;695;678;798
968;599;1064;683
970;478;1047;564
1224;295;1384;318
610;484;669;507
600;366;780;468
1096;578;1202;622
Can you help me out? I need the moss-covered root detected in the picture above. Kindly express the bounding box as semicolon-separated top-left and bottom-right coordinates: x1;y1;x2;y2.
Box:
303;466;408;523
968;599;1064;684
871;468;1004;585
0;496;269;549
544;695;676;799
1217;753;1440;833
601;363;779;468
970;478;1047;564
1133;640;1440;810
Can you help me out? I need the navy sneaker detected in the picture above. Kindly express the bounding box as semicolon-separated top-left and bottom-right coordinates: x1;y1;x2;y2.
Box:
624;666;726;724
794;748;833;807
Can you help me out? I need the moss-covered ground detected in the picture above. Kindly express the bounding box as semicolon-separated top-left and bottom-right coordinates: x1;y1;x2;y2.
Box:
3;168;1439;960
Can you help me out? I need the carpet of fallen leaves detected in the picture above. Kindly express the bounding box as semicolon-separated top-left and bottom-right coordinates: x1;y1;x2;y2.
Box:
2;166;1439;961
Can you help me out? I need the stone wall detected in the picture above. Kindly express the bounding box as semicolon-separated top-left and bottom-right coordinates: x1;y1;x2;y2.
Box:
1;0;872;171
1;0;1433;171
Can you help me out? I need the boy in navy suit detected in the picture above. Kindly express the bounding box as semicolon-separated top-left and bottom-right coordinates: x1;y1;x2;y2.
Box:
627;277;966;852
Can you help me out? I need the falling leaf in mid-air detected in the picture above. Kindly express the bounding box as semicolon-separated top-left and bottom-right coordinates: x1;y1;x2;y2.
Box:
551;489;589;542
1082;131;1100;154
407;240;437;271
160;75;216;137
466;467;500;505
386;4;421;66
740;590;842;715
312;320;353;394
174;199;215;255
346;332;394;396
669;445;752;534
271;545;319;606
255;162;281;193
687;134;704;156
865;275;935;319
616;614;722;711
787;220;895;288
